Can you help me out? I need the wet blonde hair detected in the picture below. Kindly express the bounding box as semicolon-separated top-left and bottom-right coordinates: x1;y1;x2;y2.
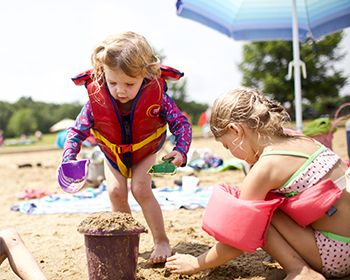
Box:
210;87;290;141
91;31;161;87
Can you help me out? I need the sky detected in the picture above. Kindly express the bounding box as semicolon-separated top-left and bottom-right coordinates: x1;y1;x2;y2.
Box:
0;0;349;107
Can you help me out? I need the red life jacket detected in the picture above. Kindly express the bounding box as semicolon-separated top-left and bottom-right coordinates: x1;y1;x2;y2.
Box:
72;65;184;178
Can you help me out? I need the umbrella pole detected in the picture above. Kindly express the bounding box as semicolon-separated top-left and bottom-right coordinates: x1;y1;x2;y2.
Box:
292;0;303;132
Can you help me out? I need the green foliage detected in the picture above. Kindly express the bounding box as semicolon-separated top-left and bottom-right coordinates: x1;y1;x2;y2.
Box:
167;79;187;102
0;101;15;133
180;101;208;125
239;31;348;118
7;108;38;137
313;96;350;118
0;97;83;138
156;48;209;125
166;79;208;125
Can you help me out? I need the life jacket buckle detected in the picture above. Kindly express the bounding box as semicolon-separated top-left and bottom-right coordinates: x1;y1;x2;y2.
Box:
117;144;134;153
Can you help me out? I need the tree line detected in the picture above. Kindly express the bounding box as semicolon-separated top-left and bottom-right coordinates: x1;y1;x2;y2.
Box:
0;83;208;138
0;97;83;138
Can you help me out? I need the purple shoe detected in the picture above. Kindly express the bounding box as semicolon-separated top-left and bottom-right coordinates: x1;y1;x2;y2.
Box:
57;159;90;193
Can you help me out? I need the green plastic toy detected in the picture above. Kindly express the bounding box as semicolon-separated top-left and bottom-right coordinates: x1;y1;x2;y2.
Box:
147;157;177;175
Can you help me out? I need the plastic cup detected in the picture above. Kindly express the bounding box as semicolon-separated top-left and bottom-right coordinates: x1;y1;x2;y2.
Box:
56;159;90;193
182;176;199;194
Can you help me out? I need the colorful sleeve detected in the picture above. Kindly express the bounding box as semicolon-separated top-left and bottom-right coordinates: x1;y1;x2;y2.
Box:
62;101;94;162
161;92;192;166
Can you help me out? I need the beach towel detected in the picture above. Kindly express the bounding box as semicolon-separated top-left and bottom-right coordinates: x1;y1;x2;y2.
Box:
11;184;214;215
179;158;243;173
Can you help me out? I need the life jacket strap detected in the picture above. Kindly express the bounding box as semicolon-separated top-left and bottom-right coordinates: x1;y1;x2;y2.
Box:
115;124;167;154
91;124;167;178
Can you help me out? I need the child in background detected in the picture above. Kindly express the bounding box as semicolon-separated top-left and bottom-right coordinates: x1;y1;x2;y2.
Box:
0;130;4;147
1;228;47;279
62;31;192;264
198;107;211;138
166;87;350;279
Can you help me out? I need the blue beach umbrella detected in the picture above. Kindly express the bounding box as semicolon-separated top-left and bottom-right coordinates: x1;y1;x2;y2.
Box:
176;0;350;131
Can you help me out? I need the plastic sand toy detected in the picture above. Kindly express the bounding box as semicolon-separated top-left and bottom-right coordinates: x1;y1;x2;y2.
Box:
57;159;90;193
148;157;177;175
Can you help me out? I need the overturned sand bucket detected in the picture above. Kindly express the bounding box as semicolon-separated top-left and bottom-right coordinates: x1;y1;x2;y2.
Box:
77;211;147;280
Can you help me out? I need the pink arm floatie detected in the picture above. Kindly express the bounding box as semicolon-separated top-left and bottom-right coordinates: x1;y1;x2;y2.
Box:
202;183;285;253
267;179;343;227
202;180;342;254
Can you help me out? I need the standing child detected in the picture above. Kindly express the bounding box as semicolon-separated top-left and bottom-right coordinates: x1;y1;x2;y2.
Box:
62;31;192;264
166;87;350;279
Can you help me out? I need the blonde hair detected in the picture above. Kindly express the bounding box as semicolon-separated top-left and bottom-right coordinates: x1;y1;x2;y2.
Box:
210;87;290;140
91;31;161;86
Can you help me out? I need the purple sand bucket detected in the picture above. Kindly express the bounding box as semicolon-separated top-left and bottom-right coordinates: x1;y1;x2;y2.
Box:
56;159;90;193
79;228;147;280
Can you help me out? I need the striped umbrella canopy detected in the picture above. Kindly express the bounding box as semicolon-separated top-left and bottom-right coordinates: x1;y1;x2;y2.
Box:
176;0;350;131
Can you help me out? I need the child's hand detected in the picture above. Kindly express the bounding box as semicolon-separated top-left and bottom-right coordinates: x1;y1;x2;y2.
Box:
57;159;90;193
163;151;183;167
165;253;200;275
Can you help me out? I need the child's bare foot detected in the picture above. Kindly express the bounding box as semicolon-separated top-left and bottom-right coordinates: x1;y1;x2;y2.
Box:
284;266;325;280
148;241;172;265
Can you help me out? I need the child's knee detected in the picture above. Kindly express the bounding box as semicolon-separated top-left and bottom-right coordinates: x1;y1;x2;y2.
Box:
0;228;23;253
132;184;153;202
0;228;21;242
108;187;126;200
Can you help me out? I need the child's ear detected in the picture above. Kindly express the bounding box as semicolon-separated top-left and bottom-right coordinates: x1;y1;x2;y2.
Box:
227;123;244;139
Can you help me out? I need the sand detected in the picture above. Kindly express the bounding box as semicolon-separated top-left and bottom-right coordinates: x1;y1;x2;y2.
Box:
0;127;349;280
77;212;147;235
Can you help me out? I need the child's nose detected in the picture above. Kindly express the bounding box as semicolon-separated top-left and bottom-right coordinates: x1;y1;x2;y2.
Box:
116;85;126;94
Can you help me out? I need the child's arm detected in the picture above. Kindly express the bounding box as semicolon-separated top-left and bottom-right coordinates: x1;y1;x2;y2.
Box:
160;93;192;166
239;156;293;200
166;242;243;275
62;101;94;162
